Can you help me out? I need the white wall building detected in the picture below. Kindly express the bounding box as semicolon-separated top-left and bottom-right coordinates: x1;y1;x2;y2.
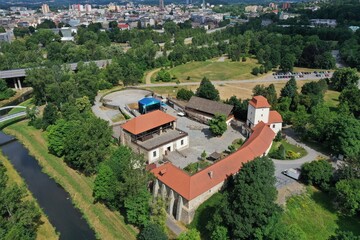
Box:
120;110;189;164
246;95;283;134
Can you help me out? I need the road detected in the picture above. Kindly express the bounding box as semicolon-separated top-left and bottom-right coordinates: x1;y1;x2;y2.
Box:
273;128;328;189
0;59;111;79
139;72;334;88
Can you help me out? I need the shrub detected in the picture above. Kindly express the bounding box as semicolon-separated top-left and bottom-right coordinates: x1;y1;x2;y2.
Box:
286;150;300;160
177;89;194;101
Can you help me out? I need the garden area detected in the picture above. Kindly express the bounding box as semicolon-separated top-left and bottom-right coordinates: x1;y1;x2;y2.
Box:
183;160;212;175
268;138;307;160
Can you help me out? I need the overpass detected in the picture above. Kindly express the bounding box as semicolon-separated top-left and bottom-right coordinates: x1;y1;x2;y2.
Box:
0;59;112;79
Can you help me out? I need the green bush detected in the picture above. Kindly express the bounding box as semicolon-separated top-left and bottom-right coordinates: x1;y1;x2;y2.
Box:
286;150;301;160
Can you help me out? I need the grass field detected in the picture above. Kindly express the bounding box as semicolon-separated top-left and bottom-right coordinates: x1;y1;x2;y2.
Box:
0;153;59;240
4;121;138;240
269;139;307;160
7;98;34;114
281;187;360;240
324;90;340;109
162;58;262;82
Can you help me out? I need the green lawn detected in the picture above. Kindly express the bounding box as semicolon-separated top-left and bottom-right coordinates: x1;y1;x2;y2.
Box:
324;90;340;110
269;139;307;160
8;98;34;114
4;121;137;240
189;192;224;238
281;187;360;240
162;59;262;82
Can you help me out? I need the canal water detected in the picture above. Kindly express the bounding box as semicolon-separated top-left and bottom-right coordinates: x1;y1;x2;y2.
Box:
0;132;96;240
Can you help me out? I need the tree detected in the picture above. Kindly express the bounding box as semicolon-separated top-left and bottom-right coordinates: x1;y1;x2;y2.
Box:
223;157;280;239
211;226;229;240
330;68;359;91
47;119;77;157
0;78;15;100
150;197;167;233
335;179;360;216
0;163;42;240
251;67;259;76
280;54;295;72
42;103;58;130
93;164;117;205
124;187;151;227
138;223;168;240
209;114;227;136
176;89;194;101
326;115;360;157
280;77;297;99
156;69;171;82
339;87;360;118
301;160;333;190
224;96;248;121
196;77;220;101
63;117;112;174
178;229;201;240
104;62;123;85
330;230;360;240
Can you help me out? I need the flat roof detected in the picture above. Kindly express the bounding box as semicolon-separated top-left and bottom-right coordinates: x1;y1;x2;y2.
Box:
121;110;177;135
136;129;187;150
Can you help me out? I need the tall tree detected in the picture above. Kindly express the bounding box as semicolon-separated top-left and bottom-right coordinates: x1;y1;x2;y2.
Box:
301;160;333;190
223;157;280;239
339;87;360;118
93;164;117;205
209;114;227;136
196;77;220;101
138;223;168;240
330;68;359;91
280;77;298;99
335;179;360;216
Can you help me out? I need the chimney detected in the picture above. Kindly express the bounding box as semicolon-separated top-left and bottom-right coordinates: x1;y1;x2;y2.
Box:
208;171;213;179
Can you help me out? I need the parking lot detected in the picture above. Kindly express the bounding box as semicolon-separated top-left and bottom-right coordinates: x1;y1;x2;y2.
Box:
272;70;332;80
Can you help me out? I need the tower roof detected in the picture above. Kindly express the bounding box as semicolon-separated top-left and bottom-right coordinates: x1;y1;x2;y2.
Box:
249;96;271;108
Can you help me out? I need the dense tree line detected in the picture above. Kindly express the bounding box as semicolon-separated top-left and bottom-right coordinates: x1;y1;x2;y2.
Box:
0;163;42;240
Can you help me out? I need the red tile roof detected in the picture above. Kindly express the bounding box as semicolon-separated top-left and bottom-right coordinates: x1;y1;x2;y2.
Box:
121;110;176;135
268;110;283;123
249;96;271;108
151;122;275;200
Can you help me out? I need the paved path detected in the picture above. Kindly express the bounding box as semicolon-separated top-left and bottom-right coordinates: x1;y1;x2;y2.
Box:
138;73;333;88
166;216;185;236
273;128;328;188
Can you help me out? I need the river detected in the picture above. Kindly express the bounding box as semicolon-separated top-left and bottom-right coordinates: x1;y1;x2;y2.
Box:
0;132;96;240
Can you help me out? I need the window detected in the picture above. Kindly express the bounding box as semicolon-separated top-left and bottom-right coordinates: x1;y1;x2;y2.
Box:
272;124;275;128
153;151;157;157
181;139;184;145
261;114;263;117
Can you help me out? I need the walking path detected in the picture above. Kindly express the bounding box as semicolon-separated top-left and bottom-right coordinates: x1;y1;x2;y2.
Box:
166;216;186;236
145;68;161;84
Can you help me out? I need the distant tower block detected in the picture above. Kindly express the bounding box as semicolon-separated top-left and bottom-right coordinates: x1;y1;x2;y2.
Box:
202;0;205;9
159;0;164;10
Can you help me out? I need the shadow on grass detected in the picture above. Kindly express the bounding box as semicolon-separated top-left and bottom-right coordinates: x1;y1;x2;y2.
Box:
311;188;360;236
188;193;224;239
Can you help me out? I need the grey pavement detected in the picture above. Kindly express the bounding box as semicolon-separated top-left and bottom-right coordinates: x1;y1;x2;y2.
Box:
273;127;329;188
165;107;245;169
166;215;185;236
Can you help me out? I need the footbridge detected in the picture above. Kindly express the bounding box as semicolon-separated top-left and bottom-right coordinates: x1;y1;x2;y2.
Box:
0;106;27;123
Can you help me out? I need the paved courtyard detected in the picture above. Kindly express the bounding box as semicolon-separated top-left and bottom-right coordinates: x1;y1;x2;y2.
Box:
164;107;245;169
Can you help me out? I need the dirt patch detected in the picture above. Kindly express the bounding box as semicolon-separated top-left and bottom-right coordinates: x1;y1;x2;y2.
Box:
277;182;306;206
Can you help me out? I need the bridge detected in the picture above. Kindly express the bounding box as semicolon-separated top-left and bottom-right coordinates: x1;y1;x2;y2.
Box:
0;59;112;79
0;106;27;123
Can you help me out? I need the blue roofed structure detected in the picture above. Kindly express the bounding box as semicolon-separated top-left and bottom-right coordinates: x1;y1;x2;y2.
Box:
138;97;161;114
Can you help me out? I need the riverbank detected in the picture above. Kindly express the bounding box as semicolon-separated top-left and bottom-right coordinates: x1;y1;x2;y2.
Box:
4;120;138;240
0;152;58;240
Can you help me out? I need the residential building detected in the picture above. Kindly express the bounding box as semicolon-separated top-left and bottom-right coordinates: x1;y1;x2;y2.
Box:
0;31;14;42
310;19;337;27
120;110;189;164
185;96;233;125
41;4;50;14
246;95;283;134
